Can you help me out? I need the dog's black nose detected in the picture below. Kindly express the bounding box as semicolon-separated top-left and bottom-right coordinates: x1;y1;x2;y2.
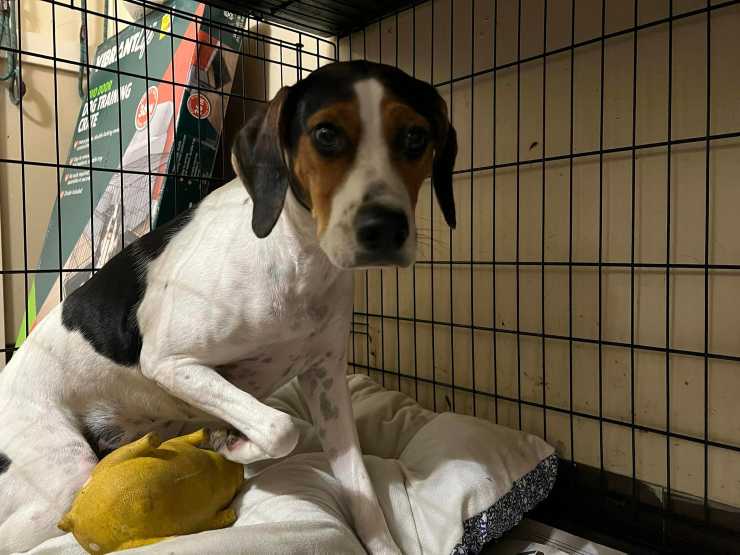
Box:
355;205;409;252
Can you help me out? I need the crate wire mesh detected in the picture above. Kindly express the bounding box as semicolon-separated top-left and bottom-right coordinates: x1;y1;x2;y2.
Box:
1;0;740;551
337;0;740;548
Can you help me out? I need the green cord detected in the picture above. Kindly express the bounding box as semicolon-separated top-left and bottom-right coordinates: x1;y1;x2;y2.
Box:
103;0;109;40
1;0;106;104
77;0;109;99
0;0;24;105
77;0;88;98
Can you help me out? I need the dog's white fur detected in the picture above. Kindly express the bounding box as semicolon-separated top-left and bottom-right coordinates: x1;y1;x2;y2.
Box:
0;78;405;554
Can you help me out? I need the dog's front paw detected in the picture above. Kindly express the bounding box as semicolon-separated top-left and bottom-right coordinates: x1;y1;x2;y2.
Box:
208;428;271;464
208;415;299;463
208;428;243;452
264;412;300;459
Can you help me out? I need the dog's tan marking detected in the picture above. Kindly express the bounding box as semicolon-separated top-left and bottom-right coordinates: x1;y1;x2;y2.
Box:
293;100;361;234
381;99;434;205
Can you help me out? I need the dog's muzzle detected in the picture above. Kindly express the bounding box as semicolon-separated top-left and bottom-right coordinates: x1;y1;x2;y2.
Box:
354;204;410;265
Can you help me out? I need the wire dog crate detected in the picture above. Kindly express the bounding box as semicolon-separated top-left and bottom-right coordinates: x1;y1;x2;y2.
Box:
1;0;739;553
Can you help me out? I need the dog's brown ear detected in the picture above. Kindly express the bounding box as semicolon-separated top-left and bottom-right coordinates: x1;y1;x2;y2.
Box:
232;87;294;238
431;98;457;229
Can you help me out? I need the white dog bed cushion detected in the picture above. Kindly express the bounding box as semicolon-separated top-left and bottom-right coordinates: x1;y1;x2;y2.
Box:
28;374;557;555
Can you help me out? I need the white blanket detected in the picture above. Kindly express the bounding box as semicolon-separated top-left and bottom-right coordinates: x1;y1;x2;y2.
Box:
28;375;556;555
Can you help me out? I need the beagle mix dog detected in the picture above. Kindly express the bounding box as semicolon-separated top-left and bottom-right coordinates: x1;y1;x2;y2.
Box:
0;60;457;554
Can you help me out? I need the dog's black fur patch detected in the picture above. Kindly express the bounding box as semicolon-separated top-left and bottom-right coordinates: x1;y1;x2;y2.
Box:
62;209;194;366
0;452;10;474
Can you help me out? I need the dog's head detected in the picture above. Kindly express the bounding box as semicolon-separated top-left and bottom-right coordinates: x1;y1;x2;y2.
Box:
231;60;457;269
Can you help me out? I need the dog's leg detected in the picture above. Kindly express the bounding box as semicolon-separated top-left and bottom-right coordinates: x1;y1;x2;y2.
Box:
298;361;400;555
0;405;97;554
140;358;299;461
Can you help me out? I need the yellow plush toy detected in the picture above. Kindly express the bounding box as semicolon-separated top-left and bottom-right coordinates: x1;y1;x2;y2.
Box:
58;429;244;554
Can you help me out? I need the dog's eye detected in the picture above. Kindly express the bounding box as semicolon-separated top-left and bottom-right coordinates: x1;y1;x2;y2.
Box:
403;126;430;159
312;124;346;156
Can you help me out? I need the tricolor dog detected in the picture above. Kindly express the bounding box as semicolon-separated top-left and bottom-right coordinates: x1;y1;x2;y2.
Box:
0;60;457;554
